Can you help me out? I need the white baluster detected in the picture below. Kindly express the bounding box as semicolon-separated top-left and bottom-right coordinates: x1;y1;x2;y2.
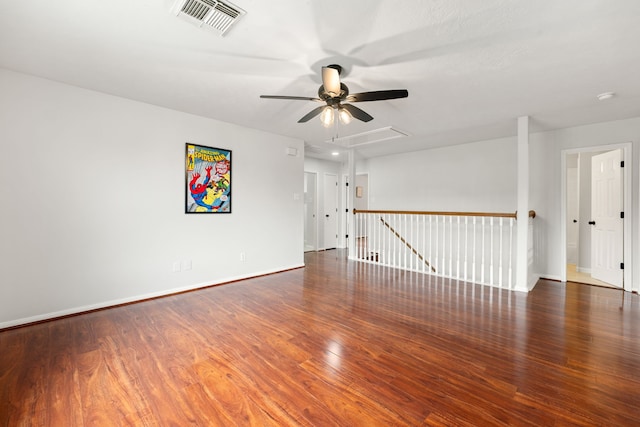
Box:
403;213;407;269
498;217;503;288
481;217;486;284
422;215;426;273
472;217;477;284
429;215;433;275
456;216;461;279
489;217;494;286
439;216;443;276
357;212;361;260
464;216;468;281
448;216;453;277
393;214;398;269
508;217;514;288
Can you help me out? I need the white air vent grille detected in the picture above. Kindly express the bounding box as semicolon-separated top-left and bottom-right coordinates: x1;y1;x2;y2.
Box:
174;0;245;36
327;126;409;148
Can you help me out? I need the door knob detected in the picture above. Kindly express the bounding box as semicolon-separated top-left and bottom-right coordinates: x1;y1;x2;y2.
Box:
588;221;596;225
573;219;577;223
326;214;330;218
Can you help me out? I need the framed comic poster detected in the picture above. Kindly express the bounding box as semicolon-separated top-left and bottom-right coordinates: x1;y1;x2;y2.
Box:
185;143;231;213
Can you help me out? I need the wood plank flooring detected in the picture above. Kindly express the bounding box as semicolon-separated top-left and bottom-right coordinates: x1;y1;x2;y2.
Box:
1;250;640;426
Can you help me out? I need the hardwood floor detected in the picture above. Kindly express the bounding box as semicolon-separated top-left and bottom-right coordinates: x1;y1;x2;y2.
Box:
2;250;640;426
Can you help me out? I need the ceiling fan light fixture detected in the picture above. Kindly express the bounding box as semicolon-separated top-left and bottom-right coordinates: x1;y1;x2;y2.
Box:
338;107;352;125
320;106;335;127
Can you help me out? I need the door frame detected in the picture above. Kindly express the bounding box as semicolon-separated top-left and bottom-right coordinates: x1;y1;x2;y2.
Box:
560;142;632;291
303;171;318;252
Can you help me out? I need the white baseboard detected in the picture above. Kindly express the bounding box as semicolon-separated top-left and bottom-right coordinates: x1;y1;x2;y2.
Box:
0;263;304;330
528;274;541;291
539;274;563;282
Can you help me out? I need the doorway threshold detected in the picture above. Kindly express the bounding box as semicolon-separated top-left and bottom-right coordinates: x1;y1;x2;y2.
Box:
566;264;621;289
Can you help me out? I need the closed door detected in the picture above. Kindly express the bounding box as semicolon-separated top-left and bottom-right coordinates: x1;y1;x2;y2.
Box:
591;149;623;287
323;173;338;249
304;172;317;252
566;167;579;264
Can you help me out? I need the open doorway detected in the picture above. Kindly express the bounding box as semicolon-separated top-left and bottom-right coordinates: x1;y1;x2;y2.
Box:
562;145;630;290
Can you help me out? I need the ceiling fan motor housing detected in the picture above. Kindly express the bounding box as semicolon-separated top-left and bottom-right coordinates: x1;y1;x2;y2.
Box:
319;83;349;105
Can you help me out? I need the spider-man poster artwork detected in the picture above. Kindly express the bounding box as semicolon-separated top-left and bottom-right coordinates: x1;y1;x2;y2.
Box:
185;143;231;213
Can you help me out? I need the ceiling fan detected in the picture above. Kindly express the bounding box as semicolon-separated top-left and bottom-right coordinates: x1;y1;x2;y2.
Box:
260;64;408;126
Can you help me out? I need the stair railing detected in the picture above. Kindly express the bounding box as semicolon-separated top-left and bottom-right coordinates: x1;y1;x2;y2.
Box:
353;209;535;289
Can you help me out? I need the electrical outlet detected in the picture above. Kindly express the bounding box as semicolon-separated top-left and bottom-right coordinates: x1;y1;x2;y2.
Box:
173;261;181;273
240;252;246;262
182;260;192;271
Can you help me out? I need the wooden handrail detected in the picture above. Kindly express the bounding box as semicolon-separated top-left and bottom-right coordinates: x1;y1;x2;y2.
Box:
353;209;536;219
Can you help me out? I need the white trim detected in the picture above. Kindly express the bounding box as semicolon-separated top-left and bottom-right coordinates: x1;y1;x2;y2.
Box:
0;264;304;329
560;142;632;291
540;274;563;282
528;273;541;291
516;116;530;291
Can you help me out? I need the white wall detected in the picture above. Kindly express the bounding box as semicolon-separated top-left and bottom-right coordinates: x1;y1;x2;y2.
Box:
354;174;369;211
0;69;304;328
364;137;517;212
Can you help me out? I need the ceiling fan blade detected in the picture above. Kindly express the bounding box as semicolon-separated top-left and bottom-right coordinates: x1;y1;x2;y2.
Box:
260;95;322;101
322;66;341;96
346;89;409;102
298;106;327;123
341;104;373;122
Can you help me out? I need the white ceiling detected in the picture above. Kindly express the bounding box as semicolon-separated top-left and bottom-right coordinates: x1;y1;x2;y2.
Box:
2;0;640;160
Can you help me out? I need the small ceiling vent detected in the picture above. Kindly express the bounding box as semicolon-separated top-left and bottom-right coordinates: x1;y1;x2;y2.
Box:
173;0;245;36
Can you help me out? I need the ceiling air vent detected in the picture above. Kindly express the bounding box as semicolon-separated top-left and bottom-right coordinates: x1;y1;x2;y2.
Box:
173;0;245;36
327;126;410;148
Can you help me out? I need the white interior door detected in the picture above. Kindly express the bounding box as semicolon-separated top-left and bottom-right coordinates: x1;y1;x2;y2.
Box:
591;149;623;287
566;166;579;264
323;173;338;250
304;172;317;252
343;175;349;250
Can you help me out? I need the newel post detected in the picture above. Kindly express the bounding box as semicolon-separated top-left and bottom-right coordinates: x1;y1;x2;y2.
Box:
515;116;530;291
